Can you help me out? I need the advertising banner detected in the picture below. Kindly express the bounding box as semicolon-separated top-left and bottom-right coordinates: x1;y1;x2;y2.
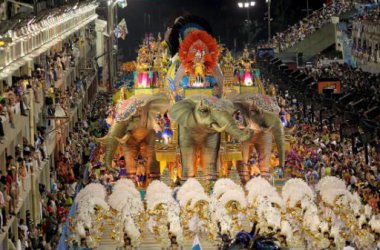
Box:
318;79;341;94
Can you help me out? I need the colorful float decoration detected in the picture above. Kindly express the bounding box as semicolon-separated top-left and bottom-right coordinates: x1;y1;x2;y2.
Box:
209;179;247;239
121;61;136;73
236;47;254;86
69;184;109;248
107;179;144;247
145;181;184;248
132;34;170;93
177;179;210;239
135;46;152;88
178;30;220;88
220;49;237;88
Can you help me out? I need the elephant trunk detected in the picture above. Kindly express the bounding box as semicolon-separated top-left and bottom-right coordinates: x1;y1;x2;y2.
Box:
103;121;128;168
225;125;252;142
211;110;252;142
115;133;131;145
211;123;228;133
273;119;285;168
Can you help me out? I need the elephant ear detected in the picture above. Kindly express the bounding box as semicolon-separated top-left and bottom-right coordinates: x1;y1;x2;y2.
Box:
224;94;250;126
141;94;170;127
173;64;186;90
212;64;224;96
169;99;197;128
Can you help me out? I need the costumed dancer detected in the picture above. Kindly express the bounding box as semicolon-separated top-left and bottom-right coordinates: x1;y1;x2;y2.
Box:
240;47;253;86
154;112;163;142
279;107;288;127
162;113;173;144
135;155;146;187
242;61;253;86
193;49;206;86
118;156;127;178
249;153;261;177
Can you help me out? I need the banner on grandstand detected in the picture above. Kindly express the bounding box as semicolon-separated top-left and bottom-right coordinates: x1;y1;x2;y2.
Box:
256;48;275;59
317;79;341;94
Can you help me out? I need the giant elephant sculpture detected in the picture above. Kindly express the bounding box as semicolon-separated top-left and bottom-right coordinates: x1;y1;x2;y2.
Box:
229;93;285;176
96;94;170;178
169;95;252;181
114;127;156;179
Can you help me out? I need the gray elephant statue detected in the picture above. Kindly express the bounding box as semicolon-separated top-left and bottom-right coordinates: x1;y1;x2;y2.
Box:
96;94;170;179
229;93;285;176
169;95;252;181
114;127;156;179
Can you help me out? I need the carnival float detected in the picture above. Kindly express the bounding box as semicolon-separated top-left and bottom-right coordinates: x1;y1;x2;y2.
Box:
69;176;380;249
66;14;380;249
95;15;284;188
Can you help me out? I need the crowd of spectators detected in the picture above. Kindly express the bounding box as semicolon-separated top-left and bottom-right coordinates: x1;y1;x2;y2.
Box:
0;74;40;139
43;37;97;122
0;35;81;143
261;0;353;52
284;117;380;214
0;91;110;250
47;92;111;249
258;53;380;219
301;59;380;117
0;31;97;249
0;126;49;248
352;5;380;64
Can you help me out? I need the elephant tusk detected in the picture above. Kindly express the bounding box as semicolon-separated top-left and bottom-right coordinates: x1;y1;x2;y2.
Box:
114;134;131;145
95;135;108;144
263;125;274;133
211;123;228;132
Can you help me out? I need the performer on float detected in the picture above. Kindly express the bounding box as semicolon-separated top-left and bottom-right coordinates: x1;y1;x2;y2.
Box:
135;155;146;187
117;156;127;178
162;113;173;144
193;49;206;86
151;56;161;88
154;112;163;142
249;153;261;177
167;18;224;100
238;47;254;86
279;107;288;127
241;61;253;86
135;47;151;88
119;86;127;101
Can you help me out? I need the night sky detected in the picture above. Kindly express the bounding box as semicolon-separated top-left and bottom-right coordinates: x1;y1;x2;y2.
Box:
118;0;325;60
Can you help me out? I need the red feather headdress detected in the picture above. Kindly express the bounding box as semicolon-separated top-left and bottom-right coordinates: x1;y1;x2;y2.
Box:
179;30;220;75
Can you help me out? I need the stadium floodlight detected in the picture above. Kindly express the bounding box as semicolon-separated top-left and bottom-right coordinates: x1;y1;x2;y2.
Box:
238;2;243;8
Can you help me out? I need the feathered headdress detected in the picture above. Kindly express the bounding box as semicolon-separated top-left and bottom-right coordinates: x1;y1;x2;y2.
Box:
168;15;213;56
179;30;220;75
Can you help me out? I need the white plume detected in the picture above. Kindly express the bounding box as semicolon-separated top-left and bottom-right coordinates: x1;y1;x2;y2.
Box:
281;220;293;240
364;204;372;219
369;216;380;233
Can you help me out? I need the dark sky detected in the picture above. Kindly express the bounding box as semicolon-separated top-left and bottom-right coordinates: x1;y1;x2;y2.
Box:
118;0;325;60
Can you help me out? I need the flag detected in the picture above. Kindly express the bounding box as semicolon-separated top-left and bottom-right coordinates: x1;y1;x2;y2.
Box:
117;0;127;8
115;19;128;40
192;235;202;250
